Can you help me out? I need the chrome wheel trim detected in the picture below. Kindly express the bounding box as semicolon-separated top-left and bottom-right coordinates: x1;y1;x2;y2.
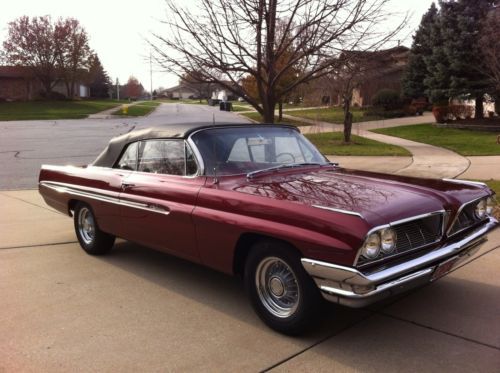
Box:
78;207;95;245
255;257;300;318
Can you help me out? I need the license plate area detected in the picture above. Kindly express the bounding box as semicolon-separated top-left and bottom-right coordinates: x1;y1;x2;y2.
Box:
431;256;460;281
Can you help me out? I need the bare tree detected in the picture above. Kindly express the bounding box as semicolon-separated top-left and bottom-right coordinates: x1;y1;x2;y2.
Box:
180;70;212;102
3;15;91;98
150;0;406;123
54;18;91;98
3;16;58;94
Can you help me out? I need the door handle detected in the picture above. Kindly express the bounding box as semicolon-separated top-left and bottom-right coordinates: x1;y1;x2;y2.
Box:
121;182;136;190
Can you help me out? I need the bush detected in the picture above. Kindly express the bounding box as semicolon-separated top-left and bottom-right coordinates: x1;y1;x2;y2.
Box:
363;107;406;119
39;91;68;100
371;89;403;110
449;104;474;120
432;105;449;123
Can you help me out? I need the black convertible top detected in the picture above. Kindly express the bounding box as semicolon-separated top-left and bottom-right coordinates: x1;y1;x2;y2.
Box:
92;122;298;167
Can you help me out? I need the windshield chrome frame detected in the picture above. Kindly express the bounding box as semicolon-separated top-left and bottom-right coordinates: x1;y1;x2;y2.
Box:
187;125;329;178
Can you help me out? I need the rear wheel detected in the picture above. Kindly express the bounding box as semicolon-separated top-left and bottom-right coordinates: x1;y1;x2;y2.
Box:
244;240;322;335
73;202;115;255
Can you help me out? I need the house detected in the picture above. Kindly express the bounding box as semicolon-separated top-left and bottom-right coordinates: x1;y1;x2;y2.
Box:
0;65;90;101
162;81;239;101
162;85;199;99
0;66;42;101
305;46;410;107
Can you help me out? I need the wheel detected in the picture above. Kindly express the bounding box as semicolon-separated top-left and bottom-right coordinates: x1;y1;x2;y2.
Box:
244;240;323;335
73;202;115;255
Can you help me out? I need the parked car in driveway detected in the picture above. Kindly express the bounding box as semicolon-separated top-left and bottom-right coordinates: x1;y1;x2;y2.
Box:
38;123;498;334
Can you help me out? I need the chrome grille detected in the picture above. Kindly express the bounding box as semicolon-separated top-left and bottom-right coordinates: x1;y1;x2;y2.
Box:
358;213;443;266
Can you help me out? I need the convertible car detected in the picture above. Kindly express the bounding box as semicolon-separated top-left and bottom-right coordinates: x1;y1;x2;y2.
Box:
39;123;498;334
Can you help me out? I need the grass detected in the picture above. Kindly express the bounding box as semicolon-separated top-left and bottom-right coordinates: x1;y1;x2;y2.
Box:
305;132;411;156
373;123;500;156
286;106;385;123
112;101;161;117
239;112;313;127
482;180;500;195
0;99;127;121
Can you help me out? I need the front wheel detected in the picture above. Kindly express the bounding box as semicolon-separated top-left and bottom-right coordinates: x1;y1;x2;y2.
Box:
74;202;115;255
244;240;323;335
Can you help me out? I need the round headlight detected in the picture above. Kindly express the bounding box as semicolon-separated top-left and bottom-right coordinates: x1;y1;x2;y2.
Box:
362;233;381;259
486;196;496;215
380;228;397;254
474;199;487;219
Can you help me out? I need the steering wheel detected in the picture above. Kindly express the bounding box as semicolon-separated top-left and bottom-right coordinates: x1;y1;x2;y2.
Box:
276;152;296;163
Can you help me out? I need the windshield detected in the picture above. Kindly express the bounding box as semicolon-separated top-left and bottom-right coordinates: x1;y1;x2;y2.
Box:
191;126;328;176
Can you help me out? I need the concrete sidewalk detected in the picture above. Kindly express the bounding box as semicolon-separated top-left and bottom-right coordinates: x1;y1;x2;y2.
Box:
1;190;499;372
287;113;471;179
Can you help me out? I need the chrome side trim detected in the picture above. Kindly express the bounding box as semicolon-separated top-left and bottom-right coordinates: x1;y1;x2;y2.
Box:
39;181;171;216
442;178;487;187
311;205;363;218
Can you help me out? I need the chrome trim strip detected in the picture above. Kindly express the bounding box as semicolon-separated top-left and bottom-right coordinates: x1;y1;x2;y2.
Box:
39;181;171;216
186;137;205;176
442;178;487;187
319;268;434;299
446;195;489;236
302;217;497;292
311;205;363;218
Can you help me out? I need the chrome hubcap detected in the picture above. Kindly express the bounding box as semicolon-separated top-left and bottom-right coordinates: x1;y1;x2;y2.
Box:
255;257;300;318
78;207;95;245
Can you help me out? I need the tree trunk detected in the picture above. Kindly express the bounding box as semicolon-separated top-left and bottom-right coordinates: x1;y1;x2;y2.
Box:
343;96;353;143
278;101;283;122
475;95;484;119
65;80;71;98
262;96;276;123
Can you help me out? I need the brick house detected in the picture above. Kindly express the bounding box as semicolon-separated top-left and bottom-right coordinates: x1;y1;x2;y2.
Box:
305;46;410;107
0;66;42;101
0;65;90;101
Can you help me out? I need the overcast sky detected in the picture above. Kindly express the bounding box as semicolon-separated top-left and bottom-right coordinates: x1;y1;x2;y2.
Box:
0;0;434;91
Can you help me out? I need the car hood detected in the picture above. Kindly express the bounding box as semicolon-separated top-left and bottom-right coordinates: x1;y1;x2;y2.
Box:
228;166;490;227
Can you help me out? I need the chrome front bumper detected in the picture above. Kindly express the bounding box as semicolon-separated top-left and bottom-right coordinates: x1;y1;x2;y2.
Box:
302;218;499;308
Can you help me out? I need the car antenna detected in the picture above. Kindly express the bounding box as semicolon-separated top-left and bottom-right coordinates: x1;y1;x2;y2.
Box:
213;113;215;125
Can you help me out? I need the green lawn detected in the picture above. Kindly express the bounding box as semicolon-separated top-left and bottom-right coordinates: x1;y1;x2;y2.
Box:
286;106;385;124
112;101;161;117
0;100;127;121
373;124;500;156
482;180;500;195
239;112;313;127
305;132;411;156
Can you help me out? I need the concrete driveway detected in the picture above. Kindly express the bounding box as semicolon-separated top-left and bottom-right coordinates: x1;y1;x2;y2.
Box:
1;190;499;372
1;105;499;371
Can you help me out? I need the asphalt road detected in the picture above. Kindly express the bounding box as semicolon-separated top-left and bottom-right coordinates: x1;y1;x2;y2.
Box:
0;103;248;190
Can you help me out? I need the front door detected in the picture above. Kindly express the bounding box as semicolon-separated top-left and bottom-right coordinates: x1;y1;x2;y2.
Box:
116;139;204;261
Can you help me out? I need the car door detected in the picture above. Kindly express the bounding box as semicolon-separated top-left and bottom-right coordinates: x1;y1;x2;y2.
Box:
117;139;204;262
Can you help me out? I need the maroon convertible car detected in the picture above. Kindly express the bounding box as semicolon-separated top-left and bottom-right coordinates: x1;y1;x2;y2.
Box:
39;123;498;334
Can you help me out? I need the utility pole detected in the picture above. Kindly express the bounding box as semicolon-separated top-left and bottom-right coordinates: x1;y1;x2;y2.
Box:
150;51;153;100
116;78;120;100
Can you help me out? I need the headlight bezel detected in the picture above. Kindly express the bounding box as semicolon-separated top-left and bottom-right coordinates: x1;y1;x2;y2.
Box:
474;199;487;219
361;232;381;259
486;196;496;215
380;228;397;254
